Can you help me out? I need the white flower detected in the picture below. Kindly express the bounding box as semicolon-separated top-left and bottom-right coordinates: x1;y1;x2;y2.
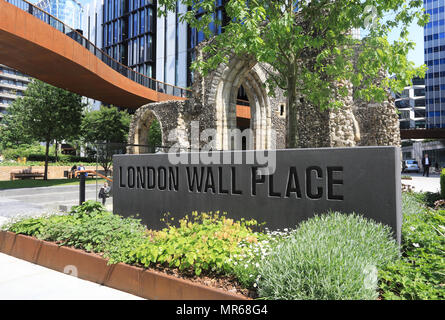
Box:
410;226;416;231
255;263;260;268
413;243;420;248
253;283;257;288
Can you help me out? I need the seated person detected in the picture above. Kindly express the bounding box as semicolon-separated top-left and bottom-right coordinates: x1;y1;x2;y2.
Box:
76;164;88;177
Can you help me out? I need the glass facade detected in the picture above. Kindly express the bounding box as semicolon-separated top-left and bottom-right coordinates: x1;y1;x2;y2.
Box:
36;0;83;30
103;0;156;78
424;0;445;128
187;0;227;86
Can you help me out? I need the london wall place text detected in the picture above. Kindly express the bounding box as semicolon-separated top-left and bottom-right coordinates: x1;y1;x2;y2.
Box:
113;147;402;243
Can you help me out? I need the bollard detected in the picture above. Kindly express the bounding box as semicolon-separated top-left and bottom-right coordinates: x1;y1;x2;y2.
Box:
79;172;86;205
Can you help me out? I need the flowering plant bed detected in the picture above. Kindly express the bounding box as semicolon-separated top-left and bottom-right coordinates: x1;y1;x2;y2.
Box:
0;230;249;300
1;200;413;300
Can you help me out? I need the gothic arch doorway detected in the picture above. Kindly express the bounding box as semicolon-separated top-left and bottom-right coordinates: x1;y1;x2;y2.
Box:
127;107;164;154
212;58;272;150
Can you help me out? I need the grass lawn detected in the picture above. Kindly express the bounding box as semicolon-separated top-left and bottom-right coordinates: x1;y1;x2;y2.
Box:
0;178;107;190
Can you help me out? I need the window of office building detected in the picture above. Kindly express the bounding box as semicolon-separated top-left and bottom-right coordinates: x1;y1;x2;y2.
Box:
414;88;425;97
415;99;426;107
103;0;156;79
188;0;228;86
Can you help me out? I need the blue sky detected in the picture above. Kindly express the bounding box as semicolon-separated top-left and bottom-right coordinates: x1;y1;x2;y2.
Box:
387;20;424;68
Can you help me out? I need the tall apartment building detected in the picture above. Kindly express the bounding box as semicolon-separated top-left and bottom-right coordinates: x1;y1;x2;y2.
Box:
81;0;227;88
0;64;31;120
424;0;445;128
394;77;426;129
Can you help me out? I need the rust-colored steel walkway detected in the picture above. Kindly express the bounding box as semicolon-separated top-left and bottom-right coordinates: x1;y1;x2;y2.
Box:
0;0;190;109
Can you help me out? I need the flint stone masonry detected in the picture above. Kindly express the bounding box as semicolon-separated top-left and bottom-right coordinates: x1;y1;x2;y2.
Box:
127;50;400;151
113;147;402;243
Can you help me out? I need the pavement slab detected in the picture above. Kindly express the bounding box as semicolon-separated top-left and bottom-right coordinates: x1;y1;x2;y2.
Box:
0;253;143;300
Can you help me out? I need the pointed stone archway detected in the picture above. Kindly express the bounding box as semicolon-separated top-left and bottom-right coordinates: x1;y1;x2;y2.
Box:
207;57;274;150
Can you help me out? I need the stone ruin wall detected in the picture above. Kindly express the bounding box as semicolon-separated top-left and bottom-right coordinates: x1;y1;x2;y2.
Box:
128;57;401;153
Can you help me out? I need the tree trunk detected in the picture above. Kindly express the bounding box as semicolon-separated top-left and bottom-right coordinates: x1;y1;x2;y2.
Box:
54;140;58;162
44;140;50;180
286;77;298;148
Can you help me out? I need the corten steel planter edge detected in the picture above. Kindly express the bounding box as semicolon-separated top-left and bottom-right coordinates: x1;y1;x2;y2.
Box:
0;231;249;300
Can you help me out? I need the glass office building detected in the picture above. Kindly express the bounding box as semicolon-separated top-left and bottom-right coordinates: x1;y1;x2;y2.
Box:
101;0;157;80
99;0;226;87
424;0;445;128
36;0;83;30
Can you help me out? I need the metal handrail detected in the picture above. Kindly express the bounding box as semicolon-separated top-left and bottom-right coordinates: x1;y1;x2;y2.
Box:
75;170;113;182
4;0;192;99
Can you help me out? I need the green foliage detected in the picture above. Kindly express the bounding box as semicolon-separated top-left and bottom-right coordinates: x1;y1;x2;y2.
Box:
5;201;147;264
2;144;46;160
229;229;289;289
0;104;36;150
402;192;428;216
1;143;93;163
80;106;131;174
379;205;445;300
410;191;442;209
159;0;426;147
0;79;84;178
129;212;263;276
10;80;84;143
255;213;399;300
441;169;445;199
147;118;162;150
5;199;442;300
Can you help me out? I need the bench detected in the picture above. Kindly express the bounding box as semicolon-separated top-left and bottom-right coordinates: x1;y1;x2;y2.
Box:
10;172;45;180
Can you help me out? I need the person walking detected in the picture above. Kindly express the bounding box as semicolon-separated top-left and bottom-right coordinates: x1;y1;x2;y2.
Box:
422;154;431;177
98;182;110;205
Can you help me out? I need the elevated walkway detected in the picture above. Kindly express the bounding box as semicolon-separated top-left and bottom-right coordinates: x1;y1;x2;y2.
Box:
0;0;190;108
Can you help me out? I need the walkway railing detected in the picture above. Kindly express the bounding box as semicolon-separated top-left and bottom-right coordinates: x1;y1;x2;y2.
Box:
5;0;192;99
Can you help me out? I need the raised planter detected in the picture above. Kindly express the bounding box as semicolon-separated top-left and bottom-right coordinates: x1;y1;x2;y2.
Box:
0;231;248;300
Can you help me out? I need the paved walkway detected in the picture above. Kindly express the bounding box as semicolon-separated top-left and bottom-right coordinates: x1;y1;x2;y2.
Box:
0;185;113;226
0;185;136;300
0;253;143;300
401;172;440;193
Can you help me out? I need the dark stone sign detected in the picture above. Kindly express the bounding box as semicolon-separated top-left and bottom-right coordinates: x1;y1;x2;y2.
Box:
113;147;402;243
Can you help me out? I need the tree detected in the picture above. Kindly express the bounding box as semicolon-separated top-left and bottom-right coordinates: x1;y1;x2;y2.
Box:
81;106;131;175
0;102;36;150
159;0;427;147
3;79;84;179
148;118;162;151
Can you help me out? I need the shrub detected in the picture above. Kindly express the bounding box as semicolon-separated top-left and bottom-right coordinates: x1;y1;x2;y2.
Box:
2;144;45;160
230;228;291;289
129;212;263;276
402;192;427;216
255;213;399;300
5;201;147;264
379;209;445;300
410;192;442;209
1;144;94;163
